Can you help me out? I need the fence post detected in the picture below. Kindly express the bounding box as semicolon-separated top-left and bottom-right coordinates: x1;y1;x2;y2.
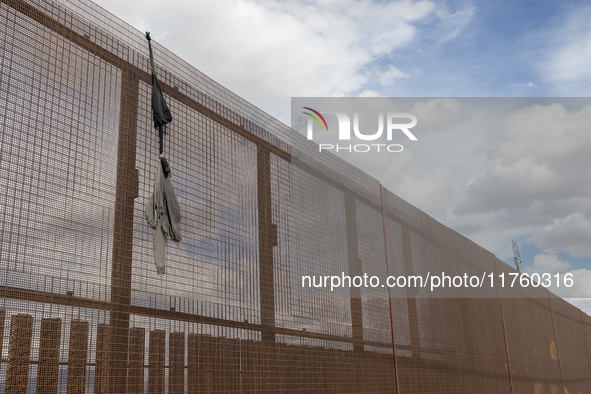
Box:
148;329;166;394
344;192;364;353
549;296;567;394
128;327;145;394
110;64;140;393
6;314;33;394
188;333;199;394
380;184;401;394
0;310;5;360
169;331;185;394
257;147;277;343
400;226;421;359
37;318;62;394
95;323;113;394
581;310;591;378
67;319;89;394
494;258;516;394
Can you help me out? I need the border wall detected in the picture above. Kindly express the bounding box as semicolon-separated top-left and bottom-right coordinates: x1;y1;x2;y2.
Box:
1;0;591;392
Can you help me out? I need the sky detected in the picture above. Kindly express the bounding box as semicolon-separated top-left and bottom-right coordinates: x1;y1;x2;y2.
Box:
88;0;591;311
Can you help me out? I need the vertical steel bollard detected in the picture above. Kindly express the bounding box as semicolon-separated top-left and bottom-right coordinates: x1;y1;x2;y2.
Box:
95;324;113;394
67;319;89;394
6;314;33;394
169;331;185;394
128;327;145;394
148;329;165;394
188;333;199;394
37;318;62;394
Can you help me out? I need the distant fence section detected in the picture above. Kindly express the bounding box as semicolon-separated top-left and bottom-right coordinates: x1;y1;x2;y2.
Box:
1;0;591;393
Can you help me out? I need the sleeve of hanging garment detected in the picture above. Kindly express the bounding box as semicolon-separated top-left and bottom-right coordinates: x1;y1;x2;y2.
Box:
145;192;157;228
145;159;164;228
162;175;182;242
153;222;167;275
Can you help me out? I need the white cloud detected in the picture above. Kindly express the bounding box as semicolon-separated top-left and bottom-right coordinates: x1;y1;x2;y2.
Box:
456;156;563;215
509;82;537;88
497;103;591;163
410;98;469;131
540;6;591;95
536;213;591;257
455;102;591;257
394;165;453;214
527;253;571;274
432;4;475;43
523;256;591;299
544;8;591;83
548;269;591;298
549;39;591;83
90;0;436;122
356;89;383;97
378;65;409;87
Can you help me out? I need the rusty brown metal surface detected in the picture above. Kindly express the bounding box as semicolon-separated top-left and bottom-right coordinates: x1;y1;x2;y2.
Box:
127;327;145;394
381;184;402;394
67;320;89;394
6;314;33;394
109;64;140;394
1;0;591;393
95;324;113;394
169;331;185;394
551;298;591;394
148;329;165;394
37;318;62;394
0;310;4;362
257;147;276;343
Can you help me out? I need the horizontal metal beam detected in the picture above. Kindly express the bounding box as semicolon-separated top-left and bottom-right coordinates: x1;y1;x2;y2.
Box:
0;285;392;349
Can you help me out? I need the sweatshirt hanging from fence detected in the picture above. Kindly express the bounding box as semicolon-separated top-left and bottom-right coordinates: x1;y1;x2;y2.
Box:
144;32;182;274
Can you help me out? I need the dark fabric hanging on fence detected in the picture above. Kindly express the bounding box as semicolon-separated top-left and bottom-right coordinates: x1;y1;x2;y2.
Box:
146;32;172;130
144;32;181;274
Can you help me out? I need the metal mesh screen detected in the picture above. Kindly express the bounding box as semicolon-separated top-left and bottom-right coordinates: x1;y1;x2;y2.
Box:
1;0;591;392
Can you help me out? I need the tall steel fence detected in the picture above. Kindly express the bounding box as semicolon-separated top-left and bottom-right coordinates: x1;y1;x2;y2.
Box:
0;0;590;393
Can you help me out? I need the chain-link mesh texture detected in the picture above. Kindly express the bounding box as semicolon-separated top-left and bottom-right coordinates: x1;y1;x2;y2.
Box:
1;0;590;392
